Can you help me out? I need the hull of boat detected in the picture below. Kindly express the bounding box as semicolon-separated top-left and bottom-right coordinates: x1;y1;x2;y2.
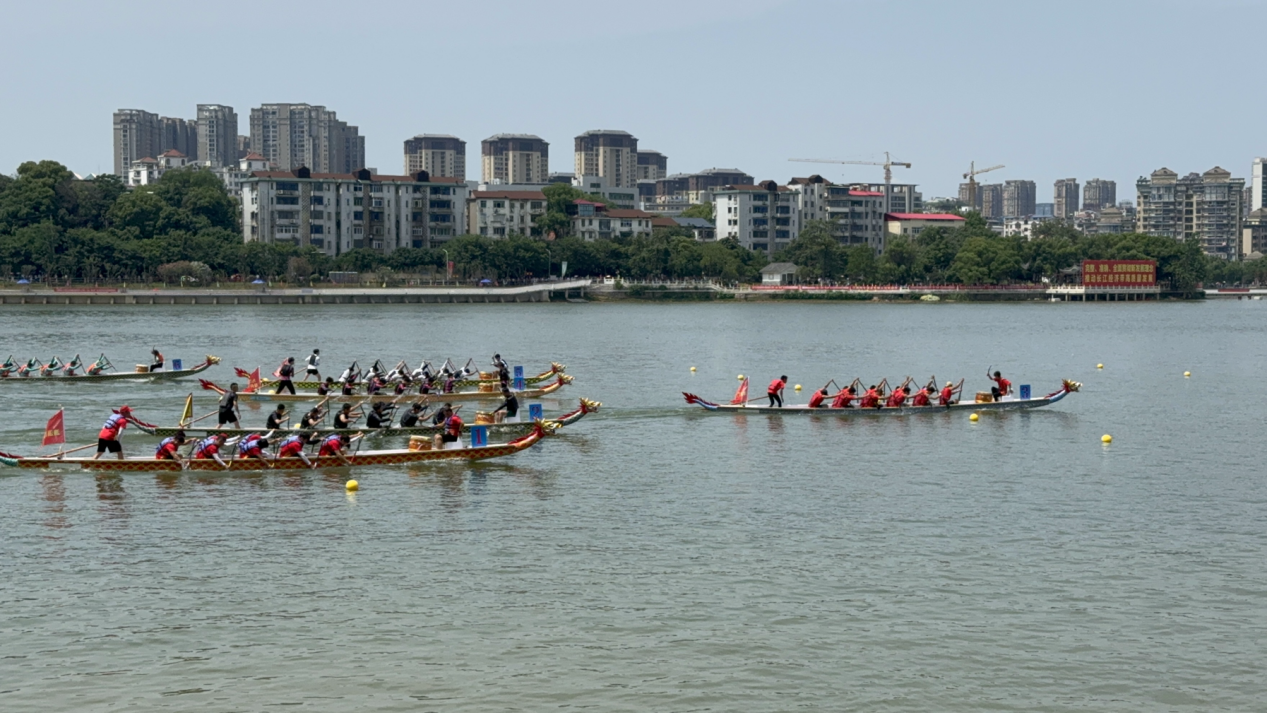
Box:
0;359;219;383
238;375;572;405
253;363;565;391
683;381;1078;416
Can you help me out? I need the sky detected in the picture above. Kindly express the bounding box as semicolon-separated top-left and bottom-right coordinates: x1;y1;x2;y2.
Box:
3;0;1265;202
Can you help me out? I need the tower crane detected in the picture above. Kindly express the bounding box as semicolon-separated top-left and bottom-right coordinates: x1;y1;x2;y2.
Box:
788;151;911;215
962;161;1004;212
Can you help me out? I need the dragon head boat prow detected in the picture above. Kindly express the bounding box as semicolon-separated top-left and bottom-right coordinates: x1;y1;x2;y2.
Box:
1062;379;1082;393
550;362;567;374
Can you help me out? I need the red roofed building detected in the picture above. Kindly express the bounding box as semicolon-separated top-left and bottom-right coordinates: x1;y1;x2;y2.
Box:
884;212;966;238
468;190;548;237
571;200;655;241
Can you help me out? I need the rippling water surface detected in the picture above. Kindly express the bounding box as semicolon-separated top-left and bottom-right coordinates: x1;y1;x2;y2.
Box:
1;300;1265;711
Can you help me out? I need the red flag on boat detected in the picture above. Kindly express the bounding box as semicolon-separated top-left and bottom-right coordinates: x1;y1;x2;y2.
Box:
42;409;65;446
730;377;749;405
248;368;261;392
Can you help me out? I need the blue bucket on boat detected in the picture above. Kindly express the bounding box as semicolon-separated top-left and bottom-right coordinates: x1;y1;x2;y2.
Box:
172;358;182;371
1019;384;1031;399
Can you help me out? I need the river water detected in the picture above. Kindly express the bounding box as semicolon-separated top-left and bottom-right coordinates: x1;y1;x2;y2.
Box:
1;300;1264;711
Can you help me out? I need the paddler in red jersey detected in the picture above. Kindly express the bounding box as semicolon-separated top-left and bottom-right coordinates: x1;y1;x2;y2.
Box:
989;370;1012;400
939;381;958;406
318;433;353;465
831;385;856;408
886;384;908;408
808;383;831;408
277;432;314;467
860;385;881;409
93;405;149;460
911;384;933;406
193;433;230;468
155;430;187;463
235;434;271;466
767;375;788;408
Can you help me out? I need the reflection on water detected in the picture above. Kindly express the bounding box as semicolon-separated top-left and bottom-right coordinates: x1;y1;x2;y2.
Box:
40;473;68;532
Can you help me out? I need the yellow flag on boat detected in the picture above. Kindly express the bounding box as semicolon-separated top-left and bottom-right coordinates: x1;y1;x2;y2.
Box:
179;393;193;426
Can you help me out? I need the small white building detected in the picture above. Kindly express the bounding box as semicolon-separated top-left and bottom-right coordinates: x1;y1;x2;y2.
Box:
571;201;655;241
468;190;548;237
127;149;192;187
713;180;801;256
884;212;966;237
760;262;798;285
1003;216;1054;239
214;152;271;199
572;174;638;209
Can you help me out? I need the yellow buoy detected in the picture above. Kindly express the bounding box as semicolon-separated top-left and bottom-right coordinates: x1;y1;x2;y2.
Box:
737;374;744;380
1097;363;1104;369
794;384;802;391
690;366;696;372
346;479;359;491
969;413;979;422
1184;371;1191;378
1101;434;1112;444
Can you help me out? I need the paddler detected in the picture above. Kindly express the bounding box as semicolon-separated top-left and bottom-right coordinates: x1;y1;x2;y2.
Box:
831;385;857;408
317;377;336;396
431;403;453;426
155;430;187;464
886;384;908;408
767;375;788;408
235;434;271;466
333;403;357;430
439;407;464;448
274;357;297;395
299;407;324;431
939;381;958;406
93;405;147;460
491;386;519;421
149;348;164;372
317;433;353;465
988;370;1012;400
366;402;393;429
192;433;230;469
218;383;242;429
860;385;881;409
265;404;288;430
276;432;313;467
808;383;831;409
398;403;426;428
911;383;933;407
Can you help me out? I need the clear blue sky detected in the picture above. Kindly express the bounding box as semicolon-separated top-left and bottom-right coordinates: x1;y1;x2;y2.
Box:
3;0;1262;201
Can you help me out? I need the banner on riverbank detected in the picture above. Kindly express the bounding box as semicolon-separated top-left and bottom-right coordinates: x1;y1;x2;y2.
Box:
1081;260;1156;287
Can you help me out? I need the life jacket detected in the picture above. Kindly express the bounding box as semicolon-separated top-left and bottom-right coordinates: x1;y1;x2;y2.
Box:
861;389;880;408
832;390;854;408
99;413;128;440
279;435;305;456
194;437;221;458
318;435;344;456
912;390;931;406
767;378;784;395
237;434;264;456
155;437;177;458
809;390;825;408
886;389;906;407
445;415;463;437
940;387;954;405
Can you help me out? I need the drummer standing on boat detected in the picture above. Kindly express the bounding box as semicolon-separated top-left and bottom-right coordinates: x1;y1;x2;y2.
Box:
149;349;164;372
767;375;788;408
275;357;297;395
305;349;321;381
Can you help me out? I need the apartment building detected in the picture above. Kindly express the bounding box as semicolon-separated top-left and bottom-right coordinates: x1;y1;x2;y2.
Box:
957;182;981;210
1242;208;1267;256
787;175;832;222
215;152;271;199
249;104;365;174
979;184;1004;218
243;167;468;256
403;134;466;180
126;149;194;187
714;181;802;255
1054;178;1079;219
570;201;655;241
636;150;668;181
481;134;549;184
856;183;923;214
467;190;547;238
114;109;200;176
885;213;965;238
823;186;887;251
574;130;638;188
1136;167;1245;258
1083;178;1116;211
160;118;198;162
1003;180;1037;218
572;174;638;209
195;104;238;169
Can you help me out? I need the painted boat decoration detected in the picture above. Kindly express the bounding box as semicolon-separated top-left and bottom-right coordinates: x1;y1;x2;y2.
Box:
222;374;574;405
245;362;567;392
152;398;601;438
0;422;557;473
683;380;1081;415
0;354;220;382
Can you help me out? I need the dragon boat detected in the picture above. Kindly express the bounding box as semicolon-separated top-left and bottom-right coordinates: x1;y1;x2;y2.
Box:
152;398;601;438
221;374;574;405
246;362;568;392
0;422;557;473
0;354;220;382
684;379;1081;416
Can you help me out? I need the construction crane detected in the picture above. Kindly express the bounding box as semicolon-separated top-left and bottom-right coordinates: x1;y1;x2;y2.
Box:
789;151;911;215
962;161;1004;211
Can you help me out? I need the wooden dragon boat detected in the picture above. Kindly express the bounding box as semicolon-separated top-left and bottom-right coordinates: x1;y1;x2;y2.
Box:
152;398;601;438
0;354;220;382
247;362;567;391
683;380;1081;416
225;374;574;405
0;422;557;473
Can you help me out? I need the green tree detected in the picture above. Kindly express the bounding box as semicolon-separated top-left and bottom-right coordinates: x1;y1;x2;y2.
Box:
680;202;715;222
775;220;844;281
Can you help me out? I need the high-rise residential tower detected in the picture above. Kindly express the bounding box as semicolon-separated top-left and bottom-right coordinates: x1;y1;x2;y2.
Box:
979;184;1004;218
249;104;365;174
1136;167;1245;258
113;109;161;176
197;104;238;169
1003;180;1037;218
637;150;668;181
481;134;549;184
403;135;466;179
1082;179;1117;211
574;130;639;187
1054;178;1079;219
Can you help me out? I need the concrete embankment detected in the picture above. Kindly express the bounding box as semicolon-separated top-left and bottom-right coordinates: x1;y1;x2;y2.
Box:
0;279;592;306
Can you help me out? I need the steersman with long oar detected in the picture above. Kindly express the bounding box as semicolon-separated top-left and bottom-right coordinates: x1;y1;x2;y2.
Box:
93;405;156;460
